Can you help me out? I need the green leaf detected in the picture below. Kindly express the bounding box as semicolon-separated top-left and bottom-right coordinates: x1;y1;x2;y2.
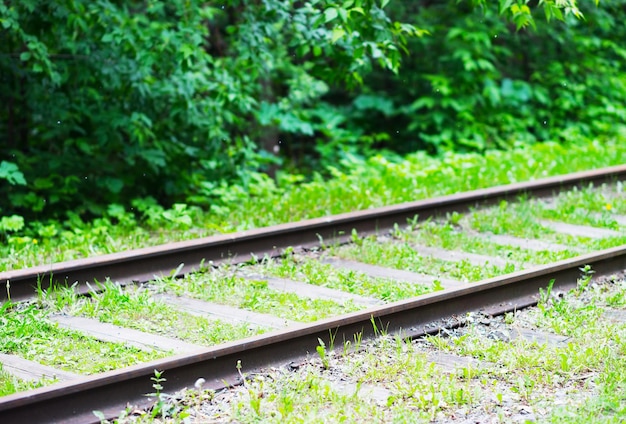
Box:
498;0;514;15
331;27;346;43
353;94;395;116
0;215;25;232
0;161;26;185
338;8;349;22
324;8;338;23
102;177;124;194
92;411;107;422
33;177;54;190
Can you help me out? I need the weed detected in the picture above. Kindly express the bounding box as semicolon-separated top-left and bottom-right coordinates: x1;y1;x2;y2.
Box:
370;316;389;337
334;236;517;283
163;269;360;322
0;305;162;374
236;360;264;416
169;263;185;280
112;276;626;423
261;254;433;302
391;223;402;239
510;375;536;401
0;366;50;397
540;184;626;230
426;334;451;351
144;370;189;419
43;279;263;346
495;391;503;405
282;246;294;257
148;370;167;418
316;338;330;370
342;339;352;356
91;410;107;423
538;279;556;311
432;279;444;291
316;233;326;250
236;360;246;385
447;211;463;226
406;215;420;232
404;219;576;265
353;331;363;352
577;265;595;292
350;228;363;246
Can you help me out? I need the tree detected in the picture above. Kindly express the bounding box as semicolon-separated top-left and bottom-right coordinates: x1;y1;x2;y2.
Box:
0;0;423;217
0;0;602;219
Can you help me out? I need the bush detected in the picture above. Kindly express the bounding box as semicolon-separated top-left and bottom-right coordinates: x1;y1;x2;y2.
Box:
0;0;613;221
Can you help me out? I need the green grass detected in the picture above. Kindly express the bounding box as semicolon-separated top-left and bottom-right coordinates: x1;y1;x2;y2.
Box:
469;196;626;246
150;269;364;322
114;335;484;423
226;371;392;423
539;183;626;230
2;138;626;271
0;302;163;375
108;274;626;423
43;282;264;346
468;198;584;243
255;255;436;302
0;365;50;397
467;193;626;257
333;236;518;283
604;280;626;308
423;274;626;423
402;220;579;265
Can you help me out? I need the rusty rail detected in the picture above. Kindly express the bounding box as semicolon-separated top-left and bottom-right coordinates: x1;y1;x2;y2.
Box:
2;164;626;302
1;165;626;422
0;245;624;423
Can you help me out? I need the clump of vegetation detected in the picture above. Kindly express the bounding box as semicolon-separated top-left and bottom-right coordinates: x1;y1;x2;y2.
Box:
42;281;265;346
258;254;435;302
0;302;164;375
0;364;50;397
2;139;625;272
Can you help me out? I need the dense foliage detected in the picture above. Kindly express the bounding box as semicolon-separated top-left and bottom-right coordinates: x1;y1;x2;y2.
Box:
345;0;626;155
1;0;620;223
1;0;422;218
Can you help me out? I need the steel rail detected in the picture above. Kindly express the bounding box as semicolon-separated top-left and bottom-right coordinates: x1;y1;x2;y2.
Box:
1;245;625;423
2;165;626;303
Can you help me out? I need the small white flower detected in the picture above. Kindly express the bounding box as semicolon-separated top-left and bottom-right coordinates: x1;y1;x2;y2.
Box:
194;378;206;390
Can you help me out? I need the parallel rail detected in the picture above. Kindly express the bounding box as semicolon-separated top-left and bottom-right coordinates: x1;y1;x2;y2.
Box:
2;165;626;302
1;165;626;423
1;246;625;423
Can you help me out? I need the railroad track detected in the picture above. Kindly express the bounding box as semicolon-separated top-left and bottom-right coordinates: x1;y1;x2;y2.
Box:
0;165;625;423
